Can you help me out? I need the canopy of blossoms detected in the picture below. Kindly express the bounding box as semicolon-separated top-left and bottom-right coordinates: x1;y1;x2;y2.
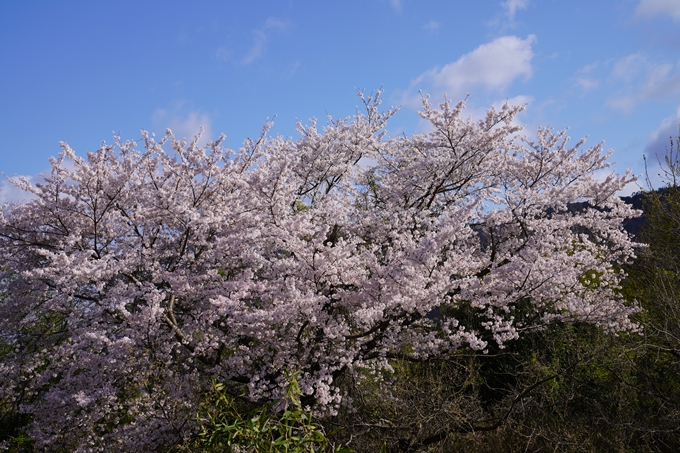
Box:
0;92;639;451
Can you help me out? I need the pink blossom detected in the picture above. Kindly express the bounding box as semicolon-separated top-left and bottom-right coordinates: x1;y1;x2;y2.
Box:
0;91;639;451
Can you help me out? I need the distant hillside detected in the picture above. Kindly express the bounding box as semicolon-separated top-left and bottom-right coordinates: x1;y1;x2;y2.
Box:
620;192;646;240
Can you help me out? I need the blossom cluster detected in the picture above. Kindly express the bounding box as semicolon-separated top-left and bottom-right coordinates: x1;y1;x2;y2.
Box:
0;92;639;451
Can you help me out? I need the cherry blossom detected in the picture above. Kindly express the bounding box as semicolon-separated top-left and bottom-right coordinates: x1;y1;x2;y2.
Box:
0;91;639;451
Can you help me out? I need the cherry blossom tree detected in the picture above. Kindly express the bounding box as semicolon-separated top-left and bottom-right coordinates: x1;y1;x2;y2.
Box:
0;92;639;451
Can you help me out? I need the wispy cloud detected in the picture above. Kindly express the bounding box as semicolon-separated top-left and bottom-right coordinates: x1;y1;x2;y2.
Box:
611;53;647;82
401;35;536;106
283;61;301;78
377;0;403;13
243;30;268;65
575;62;601;92
502;0;530;21
152;103;213;146
634;0;680;22
263;17;289;31
389;0;402;13
423;20;440;34
571;54;680;113
577;78;600;91
641;105;680;189
215;46;232;62
216;17;291;65
608;59;680;113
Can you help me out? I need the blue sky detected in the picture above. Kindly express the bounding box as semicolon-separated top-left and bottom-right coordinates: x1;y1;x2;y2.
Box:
2;0;680;202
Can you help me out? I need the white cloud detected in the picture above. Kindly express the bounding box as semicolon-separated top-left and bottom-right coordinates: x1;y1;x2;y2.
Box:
608;61;680;113
215;46;232;62
608;96;638;114
635;0;680;21
423;20;440;34
403;35;536;105
243;30;268;65
611;53;647;82
645;106;680;157
430;35;535;93
283;61;301;78
264;17;289;31
502;0;530;20
642;63;680;96
641;105;680;189
575;62;601;92
577;78;600;91
378;0;403;12
232;17;290;65
152;105;213;146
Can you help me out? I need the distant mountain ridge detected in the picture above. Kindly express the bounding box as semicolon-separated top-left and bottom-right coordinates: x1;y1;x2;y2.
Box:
620;192;646;240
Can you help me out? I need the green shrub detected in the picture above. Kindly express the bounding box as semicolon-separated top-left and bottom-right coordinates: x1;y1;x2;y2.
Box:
195;373;353;453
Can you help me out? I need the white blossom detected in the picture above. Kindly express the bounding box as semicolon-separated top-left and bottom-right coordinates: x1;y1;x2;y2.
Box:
0;91;639;451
